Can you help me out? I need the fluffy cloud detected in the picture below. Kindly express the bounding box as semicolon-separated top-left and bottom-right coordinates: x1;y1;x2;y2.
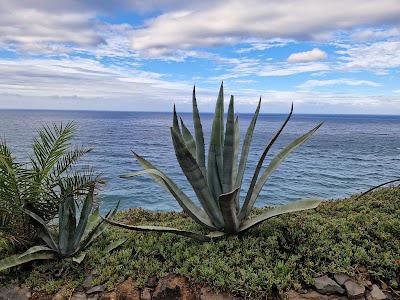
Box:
287;48;327;63
131;0;400;54
0;3;104;51
298;78;381;89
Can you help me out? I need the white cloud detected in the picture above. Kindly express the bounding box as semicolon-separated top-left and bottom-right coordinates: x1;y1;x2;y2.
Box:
131;0;400;53
0;57;192;105
0;3;103;51
351;27;400;40
236;38;293;53
338;41;400;72
258;62;330;77
298;78;381;89
287;48;327;63
0;57;398;114
230;89;400;114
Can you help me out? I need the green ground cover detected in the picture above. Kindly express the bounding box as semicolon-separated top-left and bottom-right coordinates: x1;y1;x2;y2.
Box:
1;187;399;298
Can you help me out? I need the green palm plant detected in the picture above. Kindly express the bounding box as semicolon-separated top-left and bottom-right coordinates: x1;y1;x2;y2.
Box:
0;184;118;271
0;122;97;249
106;84;323;241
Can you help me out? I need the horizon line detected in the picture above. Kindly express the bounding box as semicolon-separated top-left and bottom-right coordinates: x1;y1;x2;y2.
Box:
0;107;400;117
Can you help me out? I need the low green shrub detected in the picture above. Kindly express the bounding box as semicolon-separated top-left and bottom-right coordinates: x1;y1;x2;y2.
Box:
2;188;398;299
0;122;97;251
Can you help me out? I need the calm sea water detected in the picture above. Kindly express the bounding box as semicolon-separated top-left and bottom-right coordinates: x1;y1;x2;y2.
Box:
1;110;399;212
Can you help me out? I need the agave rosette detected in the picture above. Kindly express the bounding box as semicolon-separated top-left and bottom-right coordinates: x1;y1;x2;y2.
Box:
107;84;323;241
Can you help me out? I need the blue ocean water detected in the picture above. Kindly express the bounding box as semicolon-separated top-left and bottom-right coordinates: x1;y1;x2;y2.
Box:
1;110;399;213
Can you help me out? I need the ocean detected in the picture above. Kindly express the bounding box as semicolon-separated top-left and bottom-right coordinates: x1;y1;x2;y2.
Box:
1;110;399;213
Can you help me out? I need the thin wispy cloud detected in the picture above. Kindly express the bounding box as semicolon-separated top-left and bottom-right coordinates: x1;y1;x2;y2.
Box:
298;79;382;90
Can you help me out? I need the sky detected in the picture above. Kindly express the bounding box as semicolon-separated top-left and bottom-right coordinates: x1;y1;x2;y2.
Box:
0;0;400;114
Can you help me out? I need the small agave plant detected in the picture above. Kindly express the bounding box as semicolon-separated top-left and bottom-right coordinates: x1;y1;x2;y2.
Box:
0;184;118;271
107;84;323;241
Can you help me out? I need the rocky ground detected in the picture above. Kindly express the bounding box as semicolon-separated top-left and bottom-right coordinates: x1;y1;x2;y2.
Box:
0;271;396;300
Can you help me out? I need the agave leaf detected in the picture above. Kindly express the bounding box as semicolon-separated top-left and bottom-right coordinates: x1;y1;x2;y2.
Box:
124;154;216;230
192;86;206;176
242;104;293;218
80;207;101;242
104;238;128;253
79;202;119;252
239;199;322;232
222;96;235;193
78;212;105;253
72;252;86;264
0;245;55;271
23;209;58;251
218;188;239;233
58;193;76;256
239;122;323;221
172;105;181;135
180;117;197;159
207;83;224;200
208;146;223;204
171;128;224;228
73;186;94;249
131;151;169;190
234;99;261;207
104;218;225;242
232;116;240;188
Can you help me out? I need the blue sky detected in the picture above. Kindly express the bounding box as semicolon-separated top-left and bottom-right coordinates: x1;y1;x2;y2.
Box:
0;1;399;114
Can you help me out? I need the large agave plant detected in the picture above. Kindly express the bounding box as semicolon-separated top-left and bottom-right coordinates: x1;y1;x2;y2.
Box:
0;184;118;271
107;84;323;241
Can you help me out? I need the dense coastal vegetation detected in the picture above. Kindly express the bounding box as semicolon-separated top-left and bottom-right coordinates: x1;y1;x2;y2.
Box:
0;188;399;299
0;86;399;299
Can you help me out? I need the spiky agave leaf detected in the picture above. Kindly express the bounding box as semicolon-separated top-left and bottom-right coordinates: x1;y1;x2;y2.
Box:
58;192;77;255
125;152;216;230
222;95;235;193
234;99;261;208
218;188;239;233
104;218;225;242
23;209;58;251
171;128;224;228
104;238;128;253
241;104;293;218
239;122;323;221
78;200;119;252
72;185;95;250
207;83;224;200
180;117;197;159
232;116;240;190
0;245;55;272
239;199;322;232
192;86;206;176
